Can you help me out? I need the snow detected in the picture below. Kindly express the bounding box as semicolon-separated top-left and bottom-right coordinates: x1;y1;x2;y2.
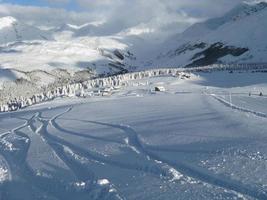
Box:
97;179;110;185
0;16;17;29
0;155;11;183
0;70;267;199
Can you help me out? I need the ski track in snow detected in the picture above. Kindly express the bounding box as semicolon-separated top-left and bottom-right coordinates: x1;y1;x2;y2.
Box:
35;107;125;200
90;121;267;199
54;108;267;199
0;109;125;200
39;108;169;179
209;93;267;119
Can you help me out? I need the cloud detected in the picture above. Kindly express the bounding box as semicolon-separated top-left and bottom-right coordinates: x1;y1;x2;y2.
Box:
73;0;245;37
0;0;246;38
70;0;203;37
0;3;94;27
43;0;71;5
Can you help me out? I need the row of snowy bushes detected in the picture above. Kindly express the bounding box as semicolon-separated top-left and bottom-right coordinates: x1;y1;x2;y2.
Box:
183;63;267;73
0;69;187;112
1;63;267;112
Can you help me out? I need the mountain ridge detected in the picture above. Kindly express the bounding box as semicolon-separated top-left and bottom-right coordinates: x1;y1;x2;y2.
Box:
155;1;267;67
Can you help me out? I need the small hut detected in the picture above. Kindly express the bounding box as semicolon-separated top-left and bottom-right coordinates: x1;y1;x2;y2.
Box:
155;86;166;92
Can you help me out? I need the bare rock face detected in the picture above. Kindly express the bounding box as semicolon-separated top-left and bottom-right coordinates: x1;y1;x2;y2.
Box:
113;50;124;60
187;43;249;67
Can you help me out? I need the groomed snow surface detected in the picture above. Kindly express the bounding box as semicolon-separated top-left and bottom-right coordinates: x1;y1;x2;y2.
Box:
0;71;267;199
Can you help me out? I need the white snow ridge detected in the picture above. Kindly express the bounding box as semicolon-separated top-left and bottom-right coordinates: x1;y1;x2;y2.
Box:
0;16;17;29
1;1;267;200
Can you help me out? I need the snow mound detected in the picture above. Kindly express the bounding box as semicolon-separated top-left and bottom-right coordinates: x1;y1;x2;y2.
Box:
0;16;17;29
97;179;110;186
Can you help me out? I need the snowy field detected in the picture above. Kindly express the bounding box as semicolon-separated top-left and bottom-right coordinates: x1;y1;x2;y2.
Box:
0;71;267;200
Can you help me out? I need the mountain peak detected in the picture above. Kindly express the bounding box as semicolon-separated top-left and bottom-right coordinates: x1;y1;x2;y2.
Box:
232;1;267;16
0;16;17;29
179;0;267;39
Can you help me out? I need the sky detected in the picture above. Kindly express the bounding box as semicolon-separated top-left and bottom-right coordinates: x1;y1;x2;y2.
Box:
0;0;253;38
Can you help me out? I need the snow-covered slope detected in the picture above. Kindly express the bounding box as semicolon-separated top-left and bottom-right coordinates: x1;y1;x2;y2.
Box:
0;16;52;44
0;34;138;104
155;1;267;67
1;71;267;199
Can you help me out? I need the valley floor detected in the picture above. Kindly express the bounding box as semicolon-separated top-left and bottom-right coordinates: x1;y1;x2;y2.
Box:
0;71;267;199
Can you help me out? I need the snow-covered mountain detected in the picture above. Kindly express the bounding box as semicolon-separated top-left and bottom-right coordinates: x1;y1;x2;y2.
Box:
0;16;138;90
0;16;53;44
0;17;142;105
155;1;267;67
54;21;112;38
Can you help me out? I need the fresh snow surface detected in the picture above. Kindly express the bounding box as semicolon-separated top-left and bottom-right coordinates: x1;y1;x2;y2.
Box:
0;71;267;199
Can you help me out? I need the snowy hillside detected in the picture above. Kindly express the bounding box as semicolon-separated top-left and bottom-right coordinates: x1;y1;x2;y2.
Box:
0;16;136;77
155;1;267;67
0;16;52;44
0;17;139;102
